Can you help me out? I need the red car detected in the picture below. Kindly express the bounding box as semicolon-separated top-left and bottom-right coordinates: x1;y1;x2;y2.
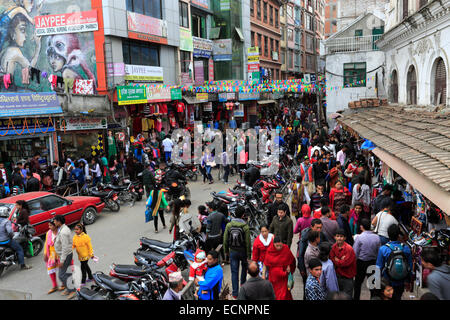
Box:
0;192;105;237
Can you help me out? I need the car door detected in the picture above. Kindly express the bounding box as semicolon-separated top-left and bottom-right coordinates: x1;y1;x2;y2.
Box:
39;195;77;225
26;198;52;237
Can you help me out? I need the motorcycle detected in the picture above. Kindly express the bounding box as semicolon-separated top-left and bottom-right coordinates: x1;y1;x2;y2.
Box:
175;163;198;182
0;222;44;277
99;180;138;207
83;186;120;212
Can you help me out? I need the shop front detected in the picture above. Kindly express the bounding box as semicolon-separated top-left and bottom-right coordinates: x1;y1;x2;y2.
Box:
238;92;259;129
59;117;108;159
0;92;62;169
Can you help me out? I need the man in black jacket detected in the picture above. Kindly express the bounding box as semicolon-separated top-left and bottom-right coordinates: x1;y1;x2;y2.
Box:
25;171;40;192
266;191;290;225
237;261;275;300
336;205;354;246
205;201;228;260
142;163;156;198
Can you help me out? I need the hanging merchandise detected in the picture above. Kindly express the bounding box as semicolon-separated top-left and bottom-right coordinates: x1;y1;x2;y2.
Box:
74;79;94;94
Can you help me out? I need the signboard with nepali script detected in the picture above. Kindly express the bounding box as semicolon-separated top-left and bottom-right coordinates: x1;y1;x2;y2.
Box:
193;37;213;58
146;86;172;102
0;118;55;136
124;65;163;82
65;117;107;131
127;11;168;44
117;86;147;105
0;92;62;117
191;0;209;9
34;10;98;36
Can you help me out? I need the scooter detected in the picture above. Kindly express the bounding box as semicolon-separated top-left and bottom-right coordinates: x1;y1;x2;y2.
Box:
83;186;120;212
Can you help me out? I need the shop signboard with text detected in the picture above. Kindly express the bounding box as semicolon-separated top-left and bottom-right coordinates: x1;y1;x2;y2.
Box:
117;86;147;105
0;92;62;117
124;65;163;82
208;59;214;81
64;117;107;131
192;0;209;9
247;47;260;81
213;39;232;61
194;60;205;85
34;10;98;36
238;92;260;101
196;93;209;102
179;28;193;52
193;37;213;58
234;103;244;117
146;86;172;102
0;118;55;136
171;88;182;100
127;11;168;44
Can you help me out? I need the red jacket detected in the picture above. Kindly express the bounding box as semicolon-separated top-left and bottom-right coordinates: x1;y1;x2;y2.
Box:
330;242;357;279
252;234;273;263
329;187;351;212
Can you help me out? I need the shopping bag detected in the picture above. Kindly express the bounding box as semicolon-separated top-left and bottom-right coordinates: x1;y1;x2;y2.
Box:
287;272;294;290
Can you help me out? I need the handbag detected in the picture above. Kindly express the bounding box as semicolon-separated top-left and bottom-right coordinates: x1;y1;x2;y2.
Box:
287;272;294;290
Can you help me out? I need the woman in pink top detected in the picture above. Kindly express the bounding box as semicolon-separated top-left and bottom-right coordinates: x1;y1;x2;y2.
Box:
294;204;313;234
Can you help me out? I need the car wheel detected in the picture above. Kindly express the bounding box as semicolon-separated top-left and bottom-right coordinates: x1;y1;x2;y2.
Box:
82;207;98;225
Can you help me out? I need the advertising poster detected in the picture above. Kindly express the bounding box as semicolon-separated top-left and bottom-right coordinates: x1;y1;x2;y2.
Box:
34;10;98;36
127;11;168;44
179;28;193;52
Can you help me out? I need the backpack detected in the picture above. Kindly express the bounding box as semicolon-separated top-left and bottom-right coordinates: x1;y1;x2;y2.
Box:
385;243;410;281
228;225;245;249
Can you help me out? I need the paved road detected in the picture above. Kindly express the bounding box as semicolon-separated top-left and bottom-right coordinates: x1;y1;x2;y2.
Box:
0;170;382;300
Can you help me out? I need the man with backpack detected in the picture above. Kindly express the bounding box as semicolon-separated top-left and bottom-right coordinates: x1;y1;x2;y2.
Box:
376;224;412;300
223;205;251;299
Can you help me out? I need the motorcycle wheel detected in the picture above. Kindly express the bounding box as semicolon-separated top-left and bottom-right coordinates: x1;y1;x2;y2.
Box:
136;193;143;202
189;172;198;182
106;199;120;212
25;238;44;258
0;264;4;278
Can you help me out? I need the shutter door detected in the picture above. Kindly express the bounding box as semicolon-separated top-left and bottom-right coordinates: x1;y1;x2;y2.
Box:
435;58;447;105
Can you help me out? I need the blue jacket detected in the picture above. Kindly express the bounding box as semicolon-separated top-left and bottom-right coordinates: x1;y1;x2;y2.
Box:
376;241;413;286
198;264;223;300
69;168;85;185
162;288;181;300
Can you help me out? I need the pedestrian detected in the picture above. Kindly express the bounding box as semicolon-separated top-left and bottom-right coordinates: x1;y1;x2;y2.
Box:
330;228;357;298
263;236;296;300
375;224;412;300
266;191;290;226
329;178;351;214
290;176;303;217
142;163;156;198
353;218;381;300
349;202;364;236
420;247;450;300
223;205;251;299
163;271;184;300
372;184;393;216
305;258;326;300
69;162;85;187
252;224;274;269
336;205;354;246
168;198;182;240
293;203;313;235
351;176;371;213
336;146;347;167
14;200;30;227
201;149;215;184
53;215;76;299
89;158;102;186
269;203;293;248
221;149;230;184
25;171;40;192
205;201;228;261
237;260;276;300
72;223;94;287
304;229;321;271
328;162;343;190
299;156;315;204
371;197;398;245
162;135;174;163
313;199;337;220
371;278;393;300
310;183;329;211
318;242;339;296
320;206;339;243
100;153;111;184
44;220;60;294
196;250;223;300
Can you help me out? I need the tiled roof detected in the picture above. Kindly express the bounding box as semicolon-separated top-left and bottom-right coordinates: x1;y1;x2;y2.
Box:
338;105;450;192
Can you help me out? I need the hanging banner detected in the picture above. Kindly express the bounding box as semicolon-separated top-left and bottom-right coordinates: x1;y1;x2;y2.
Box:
127;11;168;44
180;28;193;52
34;10;98;36
194;60;204;85
124;65;163;82
193;37;213;58
208;58;214;81
117;86;147;105
0;92;62;117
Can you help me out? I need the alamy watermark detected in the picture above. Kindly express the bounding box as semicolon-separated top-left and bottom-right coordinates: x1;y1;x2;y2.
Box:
170;121;280;175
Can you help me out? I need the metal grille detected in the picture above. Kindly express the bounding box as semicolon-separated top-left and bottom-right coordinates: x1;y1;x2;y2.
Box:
407;66;417;105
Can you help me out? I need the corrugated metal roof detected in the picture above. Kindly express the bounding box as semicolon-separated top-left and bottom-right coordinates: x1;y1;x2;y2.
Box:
338;106;450;192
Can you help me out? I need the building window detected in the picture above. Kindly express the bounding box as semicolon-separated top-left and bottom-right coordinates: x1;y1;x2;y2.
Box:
179;1;189;28
257;0;261;19
275;40;278;52
269;5;273;25
288;28;293;41
251;31;255;47
122;39;160;66
258;33;262;49
289;50;293;68
306;14;313;31
192;14;206;38
280;51;285;65
180;50;191;73
306;34;313;51
354;29;363;37
295;30;300;45
263;2;267;23
126;0;162;19
281;27;285;41
306;54;315;70
264;36;268;56
344;62;366;87
251;0;254;16
280;5;284;16
275;9;278;27
270;38;273;57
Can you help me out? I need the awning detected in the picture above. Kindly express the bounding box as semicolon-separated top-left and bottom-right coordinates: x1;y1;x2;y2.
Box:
235;27;244;42
183;96;207;104
338;105;450;216
257;100;277;105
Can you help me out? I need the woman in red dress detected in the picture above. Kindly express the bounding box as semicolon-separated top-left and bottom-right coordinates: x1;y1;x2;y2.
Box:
263;236;296;300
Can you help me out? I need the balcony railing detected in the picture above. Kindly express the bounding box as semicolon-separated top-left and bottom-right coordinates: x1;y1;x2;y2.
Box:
324;34;383;55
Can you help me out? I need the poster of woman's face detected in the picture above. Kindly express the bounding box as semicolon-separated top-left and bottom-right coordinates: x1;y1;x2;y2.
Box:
0;0;97;92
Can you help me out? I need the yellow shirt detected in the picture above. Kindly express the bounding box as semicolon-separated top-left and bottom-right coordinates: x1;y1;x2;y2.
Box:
72;232;93;261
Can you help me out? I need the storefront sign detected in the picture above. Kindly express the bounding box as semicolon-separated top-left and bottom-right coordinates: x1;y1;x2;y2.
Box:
193;37;213;58
213;39;232;61
146;86;172;102
194;60;205;85
179;28;193;52
238;92;260;101
218;92;236;102
34;10;98;36
181;72;194;85
247;47;259;56
64;117;107;131
234;103;244;117
127;11;168;44
106;63;125;77
0;92;62;117
117;86;147;105
196;93;209;102
203;102;212;111
208;59;214;81
171;88;182;100
220;0;230;11
192;0;209;9
272;51;278;61
124;65;163;82
0;118;55;136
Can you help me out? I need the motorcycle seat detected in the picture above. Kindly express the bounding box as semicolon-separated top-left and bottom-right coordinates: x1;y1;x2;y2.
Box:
77;287;108;300
135;250;166;263
108;185;128;191
97;273;129;292
141;238;173;249
114;265;150;277
91;190;110;197
215;193;235;202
